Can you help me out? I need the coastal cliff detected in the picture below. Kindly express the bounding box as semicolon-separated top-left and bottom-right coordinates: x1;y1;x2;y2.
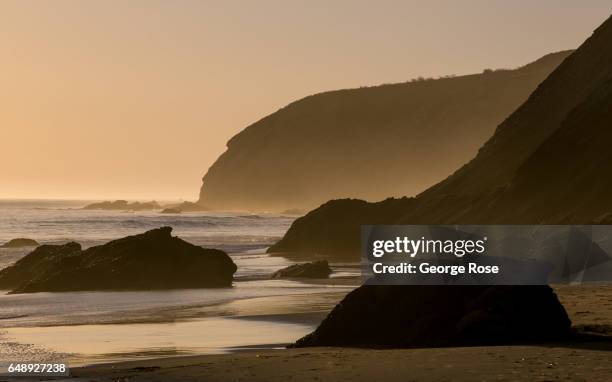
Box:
269;15;612;259
199;51;570;211
275;15;612;352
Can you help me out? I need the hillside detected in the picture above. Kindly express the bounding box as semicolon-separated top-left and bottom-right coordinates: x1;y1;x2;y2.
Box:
269;15;612;259
496;77;612;223
198;51;570;211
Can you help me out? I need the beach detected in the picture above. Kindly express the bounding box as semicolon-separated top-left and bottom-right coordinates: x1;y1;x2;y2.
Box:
0;200;355;367
64;284;612;381
3;201;612;381
71;343;612;382
3;4;612;381
0;291;350;366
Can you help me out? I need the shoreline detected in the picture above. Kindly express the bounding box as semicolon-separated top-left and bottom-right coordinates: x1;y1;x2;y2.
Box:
0;289;352;328
57;283;612;381
0;290;352;368
3;284;612;365
0;310;331;369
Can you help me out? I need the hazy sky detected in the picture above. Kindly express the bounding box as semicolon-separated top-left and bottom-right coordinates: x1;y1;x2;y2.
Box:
1;1;610;200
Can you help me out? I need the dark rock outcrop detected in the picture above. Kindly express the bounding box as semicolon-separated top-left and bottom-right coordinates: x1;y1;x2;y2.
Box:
1;238;39;248
160;202;209;213
0;242;81;290
0;227;236;293
173;201;209;212
268;198;412;258
272;260;332;279
281;208;305;216
293;285;571;348
198;51;571;211
83;200;161;211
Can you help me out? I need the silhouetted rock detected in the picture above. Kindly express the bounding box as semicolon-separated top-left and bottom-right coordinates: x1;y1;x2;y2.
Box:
173;201;209;212
0;243;81;290
268;198;412;259
0;227;236;293
161;208;181;214
1;238;39;248
198;52;570;211
272;260;332;279
161;201;209;213
83;200;161;211
292;285;571;348
281;208;305;216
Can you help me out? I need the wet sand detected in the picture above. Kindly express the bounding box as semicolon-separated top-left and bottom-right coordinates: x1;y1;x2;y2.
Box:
0;291;350;367
70;343;612;382
69;284;612;381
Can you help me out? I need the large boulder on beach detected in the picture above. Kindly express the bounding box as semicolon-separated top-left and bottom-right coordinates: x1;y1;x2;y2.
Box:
0;242;81;289
272;260;332;279
0;227;236;293
1;238;39;248
292;285;571;348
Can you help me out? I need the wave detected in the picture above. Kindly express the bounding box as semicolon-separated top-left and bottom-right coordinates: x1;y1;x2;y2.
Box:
0;204;295;255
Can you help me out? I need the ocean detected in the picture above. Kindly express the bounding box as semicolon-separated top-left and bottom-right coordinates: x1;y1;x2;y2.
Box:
0;200;355;366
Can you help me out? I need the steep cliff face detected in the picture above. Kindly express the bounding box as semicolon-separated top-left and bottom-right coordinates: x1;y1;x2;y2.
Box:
269;15;612;259
497;77;612;223
199;51;571;211
420;16;612;201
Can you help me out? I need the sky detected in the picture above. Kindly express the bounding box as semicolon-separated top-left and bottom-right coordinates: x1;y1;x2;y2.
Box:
1;0;610;200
